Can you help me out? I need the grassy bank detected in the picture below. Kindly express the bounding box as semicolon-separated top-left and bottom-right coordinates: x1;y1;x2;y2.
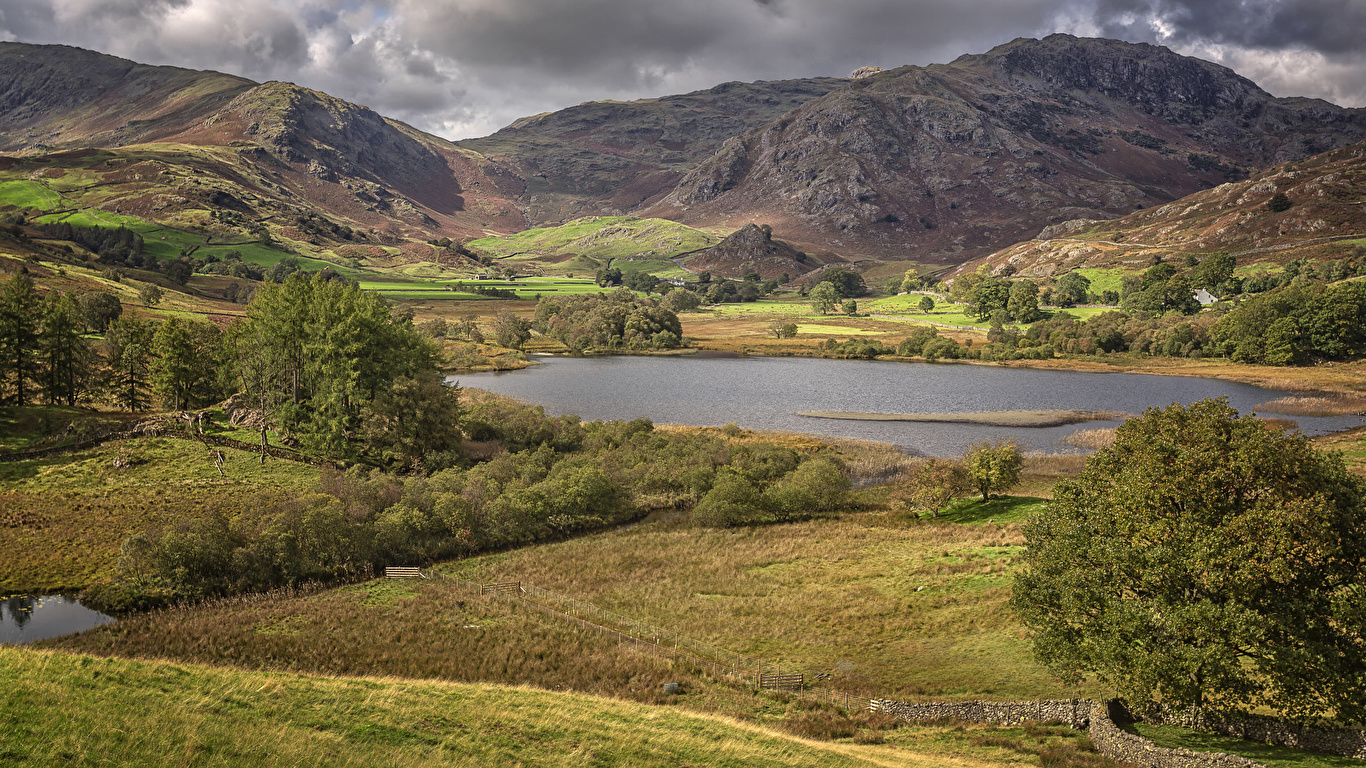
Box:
1;647;944;768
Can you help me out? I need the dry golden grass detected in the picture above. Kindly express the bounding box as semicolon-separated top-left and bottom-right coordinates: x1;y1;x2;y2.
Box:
1254;394;1366;417
7;646;960;768
1059;429;1117;450
440;516;1102;703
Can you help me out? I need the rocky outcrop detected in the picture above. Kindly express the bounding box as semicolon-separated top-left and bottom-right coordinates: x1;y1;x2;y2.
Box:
686;223;815;279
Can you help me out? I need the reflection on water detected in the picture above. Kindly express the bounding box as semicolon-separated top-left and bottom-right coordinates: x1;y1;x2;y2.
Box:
0;595;115;644
453;355;1363;456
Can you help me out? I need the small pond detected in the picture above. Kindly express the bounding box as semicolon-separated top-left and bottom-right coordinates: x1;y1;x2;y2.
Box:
0;595;115;644
452;354;1362;456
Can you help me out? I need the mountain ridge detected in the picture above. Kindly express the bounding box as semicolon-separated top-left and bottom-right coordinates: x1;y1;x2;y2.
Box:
3;36;1365;272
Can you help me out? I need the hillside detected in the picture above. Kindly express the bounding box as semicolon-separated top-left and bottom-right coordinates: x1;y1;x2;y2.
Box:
466;215;719;276
649;34;1366;264
0;42;525;248
2;648;913;767
969;139;1366;278
457;78;846;225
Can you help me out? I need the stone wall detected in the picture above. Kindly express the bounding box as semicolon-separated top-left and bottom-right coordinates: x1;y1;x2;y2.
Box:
1143;706;1366;760
867;698;1093;728
1089;701;1266;768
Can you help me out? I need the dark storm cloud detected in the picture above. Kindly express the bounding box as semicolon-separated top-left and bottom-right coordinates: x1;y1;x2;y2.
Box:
1093;0;1366;54
0;0;1362;140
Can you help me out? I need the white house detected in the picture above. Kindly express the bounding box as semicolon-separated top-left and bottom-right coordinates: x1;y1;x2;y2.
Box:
1193;288;1218;306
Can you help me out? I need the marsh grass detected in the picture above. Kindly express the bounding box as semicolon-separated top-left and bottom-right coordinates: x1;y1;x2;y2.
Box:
1;647;923;768
1253;394;1366;417
1060;428;1117;450
437;515;1098;702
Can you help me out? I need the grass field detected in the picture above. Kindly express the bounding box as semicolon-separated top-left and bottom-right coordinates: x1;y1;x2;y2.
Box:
0;179;65;210
4;647;943;768
434;514;1103;703
0;436;319;592
1127;723;1362;768
467;216;718;266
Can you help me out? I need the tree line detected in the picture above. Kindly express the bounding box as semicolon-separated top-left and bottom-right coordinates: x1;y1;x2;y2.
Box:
93;404;850;612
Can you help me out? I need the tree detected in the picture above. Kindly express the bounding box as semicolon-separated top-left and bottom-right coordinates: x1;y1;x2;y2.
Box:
1192;253;1236;290
79;292;123;332
918;296;935;314
808;282;838;315
361;371;463;468
967;278;1010;321
494;310;532;350
818;268;867;298
150;318;226;410
963;439;1022;501
0;272;41;405
138;283;163;307
104;318;155;411
902;457;970;518
1266;192;1292;213
1007;279;1041;323
771;321;798;339
1056;272;1091;308
841;299;858;316
662;289;701;313
1011;399;1366;722
39;292;92;406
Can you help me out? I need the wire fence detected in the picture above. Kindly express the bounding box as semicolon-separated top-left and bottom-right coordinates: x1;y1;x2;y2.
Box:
426;570;873;712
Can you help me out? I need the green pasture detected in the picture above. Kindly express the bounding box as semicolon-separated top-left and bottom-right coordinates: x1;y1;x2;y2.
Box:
0;180;65;210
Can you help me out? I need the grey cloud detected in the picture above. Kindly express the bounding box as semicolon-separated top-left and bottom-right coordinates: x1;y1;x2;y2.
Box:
0;0;1362;141
1093;0;1366;55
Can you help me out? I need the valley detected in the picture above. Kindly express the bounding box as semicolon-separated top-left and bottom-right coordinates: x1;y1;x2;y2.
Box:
2;28;1366;768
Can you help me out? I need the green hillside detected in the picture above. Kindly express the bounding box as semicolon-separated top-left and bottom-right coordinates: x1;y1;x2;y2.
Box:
467;216;718;275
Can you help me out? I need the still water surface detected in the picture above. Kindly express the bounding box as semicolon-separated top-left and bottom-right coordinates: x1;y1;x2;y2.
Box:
454;355;1362;456
0;595;115;644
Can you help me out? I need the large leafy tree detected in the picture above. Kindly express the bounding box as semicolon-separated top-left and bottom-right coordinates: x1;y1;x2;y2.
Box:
963;439;1022;501
1012;399;1366;722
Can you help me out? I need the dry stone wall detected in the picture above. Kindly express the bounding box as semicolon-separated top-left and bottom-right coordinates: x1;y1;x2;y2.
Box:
1090;701;1266;768
867;698;1092;728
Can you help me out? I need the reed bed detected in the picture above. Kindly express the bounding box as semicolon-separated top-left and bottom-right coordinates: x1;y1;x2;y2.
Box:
1253;394;1366;417
1059;428;1117;450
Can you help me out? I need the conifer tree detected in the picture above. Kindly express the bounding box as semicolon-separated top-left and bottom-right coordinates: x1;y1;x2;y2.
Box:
0;272;41;405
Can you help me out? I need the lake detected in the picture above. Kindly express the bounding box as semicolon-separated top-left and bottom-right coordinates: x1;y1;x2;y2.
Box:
452;354;1362;456
0;595;115;644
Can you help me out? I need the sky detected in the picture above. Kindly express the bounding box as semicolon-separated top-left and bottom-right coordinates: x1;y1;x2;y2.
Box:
0;0;1361;140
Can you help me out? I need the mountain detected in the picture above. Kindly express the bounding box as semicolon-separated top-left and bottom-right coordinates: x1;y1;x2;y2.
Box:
647;34;1366;264
964;139;1366;278
4;36;1365;275
0;42;525;246
456;77;846;225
